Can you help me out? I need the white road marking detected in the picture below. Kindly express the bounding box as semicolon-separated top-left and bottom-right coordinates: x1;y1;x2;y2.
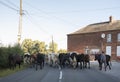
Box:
59;71;62;80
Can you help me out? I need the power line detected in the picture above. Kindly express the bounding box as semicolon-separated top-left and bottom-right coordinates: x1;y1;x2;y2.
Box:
4;0;19;9
24;1;120;14
24;11;51;36
24;1;80;27
25;11;68;43
24;13;53;43
0;1;18;12
40;7;120;14
23;2;75;42
24;11;67;44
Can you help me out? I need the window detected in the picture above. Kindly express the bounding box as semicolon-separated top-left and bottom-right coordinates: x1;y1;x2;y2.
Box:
118;33;120;42
107;34;111;42
117;46;120;56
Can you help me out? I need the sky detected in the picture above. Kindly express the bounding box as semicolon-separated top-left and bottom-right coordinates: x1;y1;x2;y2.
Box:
0;0;120;49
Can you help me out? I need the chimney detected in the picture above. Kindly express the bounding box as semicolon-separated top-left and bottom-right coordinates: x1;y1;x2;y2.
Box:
109;16;114;23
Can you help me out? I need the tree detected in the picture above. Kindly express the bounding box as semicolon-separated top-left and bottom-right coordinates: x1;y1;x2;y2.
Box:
21;39;47;54
58;49;67;53
21;39;33;54
32;40;46;54
49;41;58;53
12;43;24;55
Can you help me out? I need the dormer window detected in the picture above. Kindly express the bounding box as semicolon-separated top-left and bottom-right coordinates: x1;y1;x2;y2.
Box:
107;34;111;42
118;33;120;42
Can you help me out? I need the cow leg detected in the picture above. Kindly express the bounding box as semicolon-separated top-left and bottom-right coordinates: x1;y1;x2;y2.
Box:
88;62;90;69
108;62;111;70
59;60;62;69
80;62;82;69
104;64;106;71
9;63;12;69
109;65;111;70
12;64;16;70
80;62;84;69
83;61;85;69
40;63;42;69
36;64;38;70
14;63;16;68
84;62;86;68
42;61;45;67
98;60;102;70
18;62;21;68
99;63;102;70
76;62;78;68
18;63;20;68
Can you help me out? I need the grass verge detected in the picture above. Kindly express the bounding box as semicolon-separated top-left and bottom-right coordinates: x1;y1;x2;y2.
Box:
0;64;28;78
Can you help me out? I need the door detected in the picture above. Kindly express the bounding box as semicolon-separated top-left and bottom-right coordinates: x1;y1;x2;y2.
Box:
106;46;111;56
117;46;120;56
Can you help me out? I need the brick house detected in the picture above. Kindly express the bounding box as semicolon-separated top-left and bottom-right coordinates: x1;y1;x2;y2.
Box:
67;16;120;60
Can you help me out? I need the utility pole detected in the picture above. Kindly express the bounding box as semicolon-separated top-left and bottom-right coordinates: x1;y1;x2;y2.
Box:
18;0;22;44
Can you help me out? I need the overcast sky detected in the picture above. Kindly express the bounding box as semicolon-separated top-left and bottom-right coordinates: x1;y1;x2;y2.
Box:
0;0;120;49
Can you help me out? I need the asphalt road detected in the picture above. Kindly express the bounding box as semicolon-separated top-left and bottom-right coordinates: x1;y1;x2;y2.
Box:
0;62;120;82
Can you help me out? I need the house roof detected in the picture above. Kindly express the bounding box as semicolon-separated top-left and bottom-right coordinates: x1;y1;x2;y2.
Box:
69;17;120;35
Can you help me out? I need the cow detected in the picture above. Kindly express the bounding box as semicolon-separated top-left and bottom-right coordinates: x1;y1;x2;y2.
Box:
76;53;85;69
95;53;111;71
69;52;77;69
84;54;90;69
48;53;59;68
35;53;45;70
71;53;90;69
58;53;71;69
8;54;23;70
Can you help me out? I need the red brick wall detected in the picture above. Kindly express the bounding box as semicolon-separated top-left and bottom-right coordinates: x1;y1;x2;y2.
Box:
67;32;102;53
67;30;120;60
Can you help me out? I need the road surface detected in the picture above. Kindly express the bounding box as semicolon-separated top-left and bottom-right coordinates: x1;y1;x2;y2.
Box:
0;62;120;82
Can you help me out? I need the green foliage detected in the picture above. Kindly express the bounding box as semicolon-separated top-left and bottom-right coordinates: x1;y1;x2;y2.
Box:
49;41;58;53
58;49;67;53
22;39;48;54
0;47;9;68
21;39;33;54
0;44;24;68
11;44;24;55
21;38;67;55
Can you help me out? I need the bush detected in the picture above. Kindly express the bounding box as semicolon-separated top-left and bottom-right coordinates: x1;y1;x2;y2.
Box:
0;44;24;69
0;47;9;68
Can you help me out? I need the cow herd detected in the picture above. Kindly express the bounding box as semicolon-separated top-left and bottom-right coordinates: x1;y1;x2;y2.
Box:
8;52;112;71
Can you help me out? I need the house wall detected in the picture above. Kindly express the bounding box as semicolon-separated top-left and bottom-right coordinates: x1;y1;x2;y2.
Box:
67;30;120;60
103;30;120;60
67;32;102;53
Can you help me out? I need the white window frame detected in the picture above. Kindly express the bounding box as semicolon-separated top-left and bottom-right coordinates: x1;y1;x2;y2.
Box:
107;34;112;42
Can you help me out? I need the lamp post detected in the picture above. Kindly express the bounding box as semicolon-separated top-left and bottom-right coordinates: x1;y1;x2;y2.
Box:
101;33;105;51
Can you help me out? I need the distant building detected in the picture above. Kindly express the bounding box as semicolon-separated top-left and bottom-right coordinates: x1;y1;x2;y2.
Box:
67;16;120;60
